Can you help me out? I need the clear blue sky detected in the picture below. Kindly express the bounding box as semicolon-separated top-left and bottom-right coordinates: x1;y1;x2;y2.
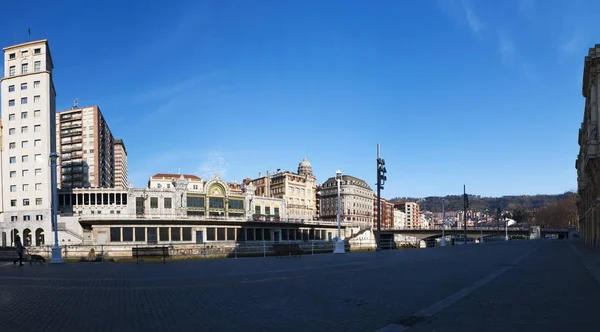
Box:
0;0;593;198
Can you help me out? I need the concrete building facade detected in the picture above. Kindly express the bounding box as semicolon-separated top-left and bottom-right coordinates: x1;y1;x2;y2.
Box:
114;138;128;189
56;105;115;189
319;174;373;227
577;44;600;247
373;196;394;229
0;40;57;247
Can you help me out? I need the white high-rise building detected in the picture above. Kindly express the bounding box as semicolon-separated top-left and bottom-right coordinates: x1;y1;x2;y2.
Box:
0;40;57;247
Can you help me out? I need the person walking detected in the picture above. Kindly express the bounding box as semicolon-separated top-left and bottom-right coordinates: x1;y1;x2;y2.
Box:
13;236;25;266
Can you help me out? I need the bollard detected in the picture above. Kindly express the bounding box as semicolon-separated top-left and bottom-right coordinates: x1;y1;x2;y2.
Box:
263;241;266;258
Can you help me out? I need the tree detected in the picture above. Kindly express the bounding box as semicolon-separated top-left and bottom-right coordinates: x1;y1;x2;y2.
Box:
533;193;578;228
512;208;529;223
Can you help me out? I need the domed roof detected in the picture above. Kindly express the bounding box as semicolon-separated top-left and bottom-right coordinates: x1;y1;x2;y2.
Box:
299;157;312;168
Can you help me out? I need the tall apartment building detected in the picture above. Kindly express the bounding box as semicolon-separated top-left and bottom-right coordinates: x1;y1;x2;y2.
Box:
394;201;420;229
373;196;394;229
1;40;57;247
56;105;115;189
114;138;128;189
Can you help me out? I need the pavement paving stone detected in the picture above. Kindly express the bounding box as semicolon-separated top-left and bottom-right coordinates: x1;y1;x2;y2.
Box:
0;240;594;332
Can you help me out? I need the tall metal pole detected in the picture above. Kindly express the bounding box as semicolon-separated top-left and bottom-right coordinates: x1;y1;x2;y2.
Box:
334;170;345;253
441;198;446;246
376;144;382;251
463;185;467;244
50;152;63;263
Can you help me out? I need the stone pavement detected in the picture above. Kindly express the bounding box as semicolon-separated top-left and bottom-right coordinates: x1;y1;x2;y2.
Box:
0;240;598;332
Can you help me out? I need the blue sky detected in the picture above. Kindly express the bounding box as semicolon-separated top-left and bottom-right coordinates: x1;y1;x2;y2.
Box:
0;0;593;198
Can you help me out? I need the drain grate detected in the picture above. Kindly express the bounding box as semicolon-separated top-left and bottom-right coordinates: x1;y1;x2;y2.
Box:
397;315;429;327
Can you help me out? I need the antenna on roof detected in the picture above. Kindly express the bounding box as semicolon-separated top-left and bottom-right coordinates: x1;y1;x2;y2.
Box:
28;28;30;41
72;98;79;109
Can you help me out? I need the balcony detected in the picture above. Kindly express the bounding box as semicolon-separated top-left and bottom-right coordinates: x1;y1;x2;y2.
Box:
61;129;83;137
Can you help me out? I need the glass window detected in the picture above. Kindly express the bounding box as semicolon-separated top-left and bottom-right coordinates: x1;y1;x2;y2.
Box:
21;63;28;74
8;114;15;121
164;198;172;209
159;227;169;242
34;61;41;72
34;139;41;147
35;169;41;175
206;228;216;241
8;100;15;106
110;227;121;242
182;228;192;241
36;198;42;205
22;170;29;176
135;228;145;242
10;200;17;207
9;157;16;164
35;183;41;190
9;66;15;76
34;110;41;117
21;112;27;119
22;184;29;191
21;97;27;104
122;227;133;242
21;126;28;134
34;48;41;54
8;85;14;92
34;95;40;103
9;53;15;59
23;199;30;206
171;228;181;241
22;155;29;162
10;171;16;178
21;83;27;90
10;185;16;192
34;81;40;88
150;197;158;208
34;125;41;132
22;141;28;148
9;142;15;149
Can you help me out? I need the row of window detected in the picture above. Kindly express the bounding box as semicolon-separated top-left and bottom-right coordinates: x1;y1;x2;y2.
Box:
9;139;43;149
110;227;193;243
8;48;42;59
9;214;44;222
10;198;43;207
8;95;41;106
8;154;44;164
8;62;42;76
8;81;41;93
8;110;42;121
7;125;43;135
8;184;43;193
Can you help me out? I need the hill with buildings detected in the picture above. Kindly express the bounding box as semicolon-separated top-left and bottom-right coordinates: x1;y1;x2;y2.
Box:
390;193;572;213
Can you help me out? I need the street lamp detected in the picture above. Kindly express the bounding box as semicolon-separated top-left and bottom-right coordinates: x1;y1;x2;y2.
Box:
505;215;509;241
49;152;63;264
440;198;446;246
333;170;345;254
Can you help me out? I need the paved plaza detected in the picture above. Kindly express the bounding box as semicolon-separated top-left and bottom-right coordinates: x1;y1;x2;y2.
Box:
1;240;599;332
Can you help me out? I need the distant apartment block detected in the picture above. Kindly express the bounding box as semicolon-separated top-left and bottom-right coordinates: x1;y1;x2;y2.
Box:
373;195;394;229
56;105;115;189
114;138;128;189
394;201;420;229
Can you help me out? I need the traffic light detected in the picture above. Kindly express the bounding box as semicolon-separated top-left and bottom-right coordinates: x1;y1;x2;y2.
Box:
377;158;387;190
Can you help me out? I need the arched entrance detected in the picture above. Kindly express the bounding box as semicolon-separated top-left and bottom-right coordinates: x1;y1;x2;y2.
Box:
23;229;32;246
36;228;45;246
10;229;20;246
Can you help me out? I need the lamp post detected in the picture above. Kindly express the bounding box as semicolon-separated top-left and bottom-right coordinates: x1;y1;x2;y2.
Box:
49;152;63;264
440;198;446;246
505;216;509;241
333;170;345;254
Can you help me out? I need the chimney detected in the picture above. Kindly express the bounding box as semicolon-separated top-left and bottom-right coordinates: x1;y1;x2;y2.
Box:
259;172;262;178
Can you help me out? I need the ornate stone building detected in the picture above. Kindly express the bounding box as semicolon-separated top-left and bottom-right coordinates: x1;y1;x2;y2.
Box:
319;174;373;227
576;45;600;247
250;157;317;221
